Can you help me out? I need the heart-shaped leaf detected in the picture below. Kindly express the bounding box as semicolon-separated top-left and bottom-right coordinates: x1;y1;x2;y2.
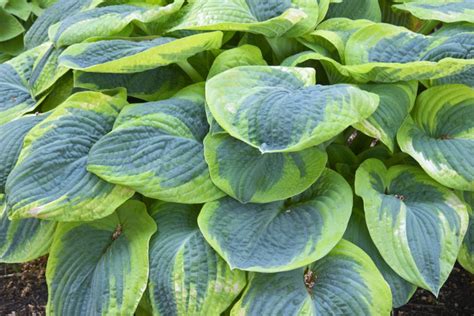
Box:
46;200;156;315
148;201;246;315
204;133;327;203
198;169;353;272
355;159;469;295
88;84;224;204
206;66;379;153
398;84;474;191
6;90;134;221
59;32;223;73
230;240;392;315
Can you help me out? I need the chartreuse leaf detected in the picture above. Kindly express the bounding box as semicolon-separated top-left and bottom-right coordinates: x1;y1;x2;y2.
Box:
203;133;327;203
49;1;184;47
397;84;474;191
230;240;392;315
170;0;319;38
148;201;246;316
0;115;57;263
326;0;382;21
206;66;379;153
74;65;191;101
24;0;105;49
208;45;267;78
59;31;223;73
355;159;469;295
353;81;418;152
88;84;224;204
0;44;49;126
5;90;134;222
46;200;156;316
393;0;474;23
344;209;416;308
198;169;352;272
0;8;24;42
458;191;474;274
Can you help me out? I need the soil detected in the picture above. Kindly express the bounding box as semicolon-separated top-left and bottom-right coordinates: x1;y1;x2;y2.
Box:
1;259;473;315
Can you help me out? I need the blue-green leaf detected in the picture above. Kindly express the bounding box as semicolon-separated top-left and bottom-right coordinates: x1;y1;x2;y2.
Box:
355;159;469;295
5;90;134;221
198;169;353;272
148;201;246;316
231;240;392;315
204;133;327;203
206;66;379;153
46;200;156;315
88;84;224;204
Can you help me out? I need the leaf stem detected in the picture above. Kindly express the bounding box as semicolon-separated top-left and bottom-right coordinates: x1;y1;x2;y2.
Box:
177;60;204;82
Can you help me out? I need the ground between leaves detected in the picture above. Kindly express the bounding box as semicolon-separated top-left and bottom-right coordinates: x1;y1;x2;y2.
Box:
0;258;473;315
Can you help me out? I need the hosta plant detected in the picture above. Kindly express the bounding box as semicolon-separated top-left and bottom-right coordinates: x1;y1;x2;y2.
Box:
0;0;473;315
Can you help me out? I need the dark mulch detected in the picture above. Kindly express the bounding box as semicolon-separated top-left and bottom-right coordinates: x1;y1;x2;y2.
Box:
0;257;48;316
0;259;473;315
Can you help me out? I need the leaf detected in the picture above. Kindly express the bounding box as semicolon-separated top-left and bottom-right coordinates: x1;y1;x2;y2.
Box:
344;23;474;81
170;0;319;38
326;0;382;22
0;115;57;263
355;159;469;294
203;133;327;203
208;44;267;79
49;1;184;47
206;66;379;153
0;44;48;126
148;201;246;316
393;0;474;23
59;31;223;73
0;8;24;42
397;84;474;191
3;0;32;21
46;200;156;315
458;191;474;274
88;84;224;204
285;23;474;83
5;90;134;221
353;81;418;151
344;209;416;308
198;169;353;272
29;43;68;96
24;0;105;49
230;240;392;315
74;64;191;102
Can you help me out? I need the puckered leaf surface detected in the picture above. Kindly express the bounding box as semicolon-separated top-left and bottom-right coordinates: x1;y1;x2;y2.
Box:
6;90;134;221
148;201;246;316
59;31;223;73
394;0;474;23
206;66;379;153
398;84;474;191
355;159;469;295
198;169;353;272
46;200;156;316
204;133;327;203
88;84;224;203
230;240;392;315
